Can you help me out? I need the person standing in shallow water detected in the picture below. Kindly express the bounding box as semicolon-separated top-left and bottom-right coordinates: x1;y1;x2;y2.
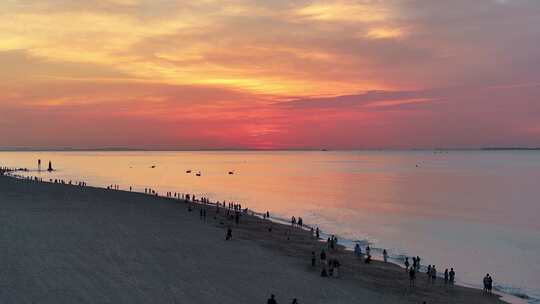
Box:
383;249;388;262
449;268;455;285
431;265;437;284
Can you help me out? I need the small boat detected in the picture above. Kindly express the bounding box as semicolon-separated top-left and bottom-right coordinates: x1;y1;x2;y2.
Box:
196;172;201;176
186;170;192;173
150;165;156;169
228;171;234;175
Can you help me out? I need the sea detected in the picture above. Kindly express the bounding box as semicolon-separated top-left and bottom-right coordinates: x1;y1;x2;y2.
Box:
1;150;539;303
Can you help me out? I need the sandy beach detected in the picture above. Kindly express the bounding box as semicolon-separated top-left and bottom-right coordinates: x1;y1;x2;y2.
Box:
0;175;506;304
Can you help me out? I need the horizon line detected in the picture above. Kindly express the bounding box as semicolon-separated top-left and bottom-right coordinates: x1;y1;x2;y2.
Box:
1;147;539;152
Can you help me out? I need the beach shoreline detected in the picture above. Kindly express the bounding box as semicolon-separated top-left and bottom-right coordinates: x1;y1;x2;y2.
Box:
0;173;508;303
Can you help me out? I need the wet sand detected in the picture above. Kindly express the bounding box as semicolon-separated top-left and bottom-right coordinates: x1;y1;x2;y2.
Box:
0;176;505;303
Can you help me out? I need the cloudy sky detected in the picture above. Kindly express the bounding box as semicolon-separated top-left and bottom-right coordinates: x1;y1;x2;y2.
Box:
1;0;539;149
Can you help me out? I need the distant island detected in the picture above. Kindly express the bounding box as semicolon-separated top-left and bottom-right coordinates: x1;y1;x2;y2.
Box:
481;147;540;151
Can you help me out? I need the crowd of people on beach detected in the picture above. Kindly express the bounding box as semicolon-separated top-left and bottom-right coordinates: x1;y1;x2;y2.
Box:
0;166;29;176
291;216;303;227
2;160;499;303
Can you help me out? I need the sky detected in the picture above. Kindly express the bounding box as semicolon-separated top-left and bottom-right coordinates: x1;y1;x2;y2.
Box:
1;0;539;149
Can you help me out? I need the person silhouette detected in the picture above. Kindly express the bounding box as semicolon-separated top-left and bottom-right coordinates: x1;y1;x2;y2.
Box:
405;257;410;271
365;254;372;264
354;243;362;258
409;267;416;287
225;227;232;240
449;268;455;285
267;294;277;304
320;249;327;265
483;274;493;294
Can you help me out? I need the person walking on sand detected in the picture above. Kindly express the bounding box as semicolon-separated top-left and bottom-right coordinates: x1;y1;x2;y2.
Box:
354;243;362;258
444;269;449;284
416;256;421;270
291;299;298;304
315;227;320;239
267;294;277;304
383;249;388;263
409;266;416;287
366;245;371;257
311;251;316;267
225;227;232;240
320;249;327;265
365;254;372;264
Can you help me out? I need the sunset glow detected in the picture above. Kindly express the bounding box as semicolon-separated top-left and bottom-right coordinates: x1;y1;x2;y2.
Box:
1;0;539;149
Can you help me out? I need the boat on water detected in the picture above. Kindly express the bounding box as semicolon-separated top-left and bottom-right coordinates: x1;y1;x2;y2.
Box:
186;170;192;173
228;171;234;175
196;172;201;176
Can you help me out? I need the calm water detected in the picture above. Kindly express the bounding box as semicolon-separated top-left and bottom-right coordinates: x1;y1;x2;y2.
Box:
1;150;539;303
